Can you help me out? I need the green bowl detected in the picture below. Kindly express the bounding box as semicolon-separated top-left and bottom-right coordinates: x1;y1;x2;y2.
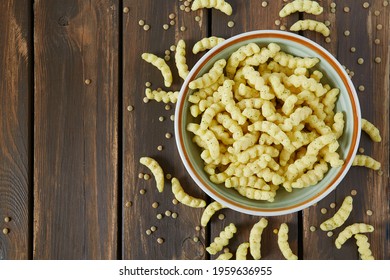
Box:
174;30;361;216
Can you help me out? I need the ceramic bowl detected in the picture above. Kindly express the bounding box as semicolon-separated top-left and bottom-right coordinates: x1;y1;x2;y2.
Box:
174;30;361;216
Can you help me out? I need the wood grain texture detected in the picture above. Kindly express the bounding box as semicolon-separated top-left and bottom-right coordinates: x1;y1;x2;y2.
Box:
33;0;119;259
301;0;390;259
210;0;300;260
0;0;32;260
122;0;209;259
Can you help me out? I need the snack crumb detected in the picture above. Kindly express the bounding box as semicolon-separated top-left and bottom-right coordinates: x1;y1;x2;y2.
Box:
274;20;281;26
84;79;91;85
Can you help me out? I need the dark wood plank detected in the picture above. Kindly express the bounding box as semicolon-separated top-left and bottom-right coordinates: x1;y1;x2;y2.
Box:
210;0;300;260
302;0;390;259
122;0;209;259
33;0;119;259
0;0;32;260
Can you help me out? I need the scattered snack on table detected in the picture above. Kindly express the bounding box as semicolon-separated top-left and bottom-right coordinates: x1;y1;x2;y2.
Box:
141;53;173;87
145;88;179;103
201;201;226;227
290;19;330;37
352;155;381;170
320;196;353;231
277;223;298;260
216;252;233;260
186;42;345;201
139;157;165;192
355;234;375;260
361;119;382;142
193;37;225;54
249;218;268;260
279;0;323;17
206;223;237;255
175;39;189;80
191;0;233;16
235;242;250;260
335;223;374;249
171;177;206;208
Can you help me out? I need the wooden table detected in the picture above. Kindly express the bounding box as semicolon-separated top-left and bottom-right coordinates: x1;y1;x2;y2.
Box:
0;0;389;260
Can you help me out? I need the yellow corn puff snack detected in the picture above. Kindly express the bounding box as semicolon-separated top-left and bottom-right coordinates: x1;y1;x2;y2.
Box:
236;242;250;260
216;252;233;260
206;223;237;255
291;160;328;189
171;177;206;208
189;59;226;89
352;155;381;170
145;88;179;103
139;157;165;192
320;196;353;231
226;43;261;78
191;0;233;16
175;39;189;80
361;119;382;142
335;223;374;249
141;53;173;87
235;186;276;202
355;234;375;260
193;36;225;54
290;19;330;37
187;123;220;160
279;0;323;17
201;201;226;227
249;218;268;260
277;223;298;260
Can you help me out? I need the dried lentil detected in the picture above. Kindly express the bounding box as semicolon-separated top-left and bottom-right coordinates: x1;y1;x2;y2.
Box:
157;237;164;244
152;202;159;208
227;21;235;28
3;228;10;235
123;7;130;13
359;147;365;153
366;210;373;216
127;105;134;112
351;189;358;196
321;208;327;214
140;189;146;195
125;201;132;208
327;231;334;237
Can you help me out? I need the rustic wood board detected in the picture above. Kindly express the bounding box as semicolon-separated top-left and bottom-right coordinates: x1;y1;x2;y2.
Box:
33;0;119;259
0;0;32;260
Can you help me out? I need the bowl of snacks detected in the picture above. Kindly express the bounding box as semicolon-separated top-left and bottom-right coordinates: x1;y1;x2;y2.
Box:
174;30;361;216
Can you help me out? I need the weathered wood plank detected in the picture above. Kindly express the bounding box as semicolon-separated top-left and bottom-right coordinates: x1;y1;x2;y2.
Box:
122;0;209;259
210;0;300;260
0;0;32;260
33;0;119;259
302;0;390;259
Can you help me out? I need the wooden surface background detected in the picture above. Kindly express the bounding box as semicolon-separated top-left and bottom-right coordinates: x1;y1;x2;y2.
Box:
0;0;389;260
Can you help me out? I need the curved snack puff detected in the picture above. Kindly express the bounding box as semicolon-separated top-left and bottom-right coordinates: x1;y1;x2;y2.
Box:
141;53;173;87
189;59;226;89
277;223;298;260
201;201;226;227
320;147;344;167
355;234;375;260
193;36;225;54
242;66;274;100
290;19;330;37
216;252;233;260
236;242;250;260
306;115;332;135
171;177;206;208
285;155;317;181
279;106;313;131
307;134;336;156
243;43;281;66
352;155;381;170
209;121;235;146
288;74;327;97
279;0;323;17
191;0;233;16
226;176;270;190
248;121;292;148
226;43;261;78
145;88;179;103
216;113;244;140
320;196;353;231
231;132;260;153
236;144;279;163
187;123;220;160
235;186;276;202
361;119;382;142
273;51;319;69
237;97;264;110
175;39;189;80
206;223;237;255
332;112;345;139
139;157;165;193
249;218;268;260
335;223;374;249
242;108;262;122
200;103;225;130
291;160;328;189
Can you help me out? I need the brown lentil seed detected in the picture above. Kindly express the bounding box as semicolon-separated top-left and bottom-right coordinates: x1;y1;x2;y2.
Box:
165;210;172;217
127;105;134;112
218;214;225;220
184;1;190;7
165;104;171;110
123;7;130;13
384;1;389;7
152;202;159;208
170;20;175;26
143;97;149;103
359;147;365;153
172;212;178;219
143;173;151;180
330;203;336;209
280;25;287;31
169;13;176;19
164;55;170;61
363;2;370;8
358;85;365;92
327;231;334;237
357;58;364;64
227;21;235;28
180;4;185;10
151;226;157;232
157;238;164;244
330;2;336;8
165;133;172;139
223;248;230;253
170;115;175;121
138;172;144;179
374;10;380;16
374;39;380;44
170;45;176;52
377;24;383;30
3;228;9;235
343;6;350;13
166;173;172;180
172;198;179;205
350;47;356;53
84;79;91;85
195;226;201;231
324;20;331;27
185;7;191;12
325;37;331;43
158;116;165;122
145;81;151;87
321;208;327;214
138;19;145;26
163;24;169;30
344;30;350;36
195;16;201;22
193;236;199;242
140;189;146;195
180;26;187;32
156;213;163;219
366;210;373;216
309;226;316;232
125;201;132;208
261;1;268;7
157;145;163;151
351;189;358;196
330;8;336;13
273;229;279;234
4;217;11;223
146;229;152;235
